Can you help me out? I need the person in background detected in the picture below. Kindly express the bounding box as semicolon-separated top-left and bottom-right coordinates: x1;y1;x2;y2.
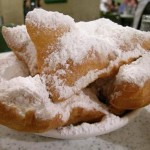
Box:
100;0;112;14
118;0;129;14
127;0;138;15
109;0;117;12
118;0;137;15
23;0;41;20
24;0;31;19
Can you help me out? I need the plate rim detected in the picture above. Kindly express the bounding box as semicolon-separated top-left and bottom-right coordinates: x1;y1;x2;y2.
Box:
36;108;142;139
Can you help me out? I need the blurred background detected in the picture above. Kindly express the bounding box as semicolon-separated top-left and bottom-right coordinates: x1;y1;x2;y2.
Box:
0;0;150;52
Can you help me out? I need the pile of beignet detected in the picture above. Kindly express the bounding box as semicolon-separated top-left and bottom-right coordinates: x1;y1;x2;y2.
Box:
0;8;150;133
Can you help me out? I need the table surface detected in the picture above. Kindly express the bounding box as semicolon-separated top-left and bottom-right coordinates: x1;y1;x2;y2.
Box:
0;105;149;150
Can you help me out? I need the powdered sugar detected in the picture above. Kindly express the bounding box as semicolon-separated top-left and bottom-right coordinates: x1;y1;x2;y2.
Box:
2;25;28;49
58;114;125;136
0;75;49;116
2;25;38;76
26;8;75;30
77;18;150;51
116;53;150;87
45;29;114;69
38;111;138;139
0;52;29;80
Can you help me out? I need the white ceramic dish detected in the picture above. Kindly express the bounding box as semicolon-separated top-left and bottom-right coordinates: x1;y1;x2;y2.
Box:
37;109;141;139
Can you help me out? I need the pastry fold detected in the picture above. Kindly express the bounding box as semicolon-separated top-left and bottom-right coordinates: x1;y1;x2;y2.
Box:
101;53;150;111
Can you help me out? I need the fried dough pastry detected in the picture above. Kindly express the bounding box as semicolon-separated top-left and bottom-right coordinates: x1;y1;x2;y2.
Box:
0;75;107;132
101;53;150;110
2;25;38;76
0;52;29;80
25;9;147;103
0;8;150;134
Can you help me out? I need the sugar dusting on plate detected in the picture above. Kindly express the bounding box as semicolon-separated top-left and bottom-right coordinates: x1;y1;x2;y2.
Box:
58;114;126;136
38;110;141;139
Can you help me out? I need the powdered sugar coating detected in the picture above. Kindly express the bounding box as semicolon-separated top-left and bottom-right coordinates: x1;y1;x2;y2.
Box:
2;26;28;49
0;52;29;80
58;114;125;136
45;29;115;69
77;18;150;50
116;53;150;87
2;25;37;76
26;8;75;30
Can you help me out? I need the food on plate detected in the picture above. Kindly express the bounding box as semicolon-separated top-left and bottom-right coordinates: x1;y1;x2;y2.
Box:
0;8;150;134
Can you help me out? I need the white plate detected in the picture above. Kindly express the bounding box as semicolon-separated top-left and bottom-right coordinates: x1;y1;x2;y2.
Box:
37;109;141;139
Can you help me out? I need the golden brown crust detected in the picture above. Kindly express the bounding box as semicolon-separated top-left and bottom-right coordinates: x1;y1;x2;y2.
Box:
0;101;104;133
0;102;62;132
101;76;150;111
110;80;150;109
108;105;126;116
65;107;104;126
